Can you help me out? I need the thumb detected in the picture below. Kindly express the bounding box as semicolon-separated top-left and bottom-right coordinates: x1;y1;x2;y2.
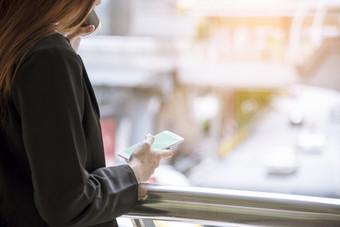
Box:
144;134;155;145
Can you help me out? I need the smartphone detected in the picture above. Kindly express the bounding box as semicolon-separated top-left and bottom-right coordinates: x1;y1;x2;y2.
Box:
118;130;184;160
82;10;101;38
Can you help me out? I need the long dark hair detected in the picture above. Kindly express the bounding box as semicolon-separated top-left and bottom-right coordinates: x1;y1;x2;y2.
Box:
0;0;97;123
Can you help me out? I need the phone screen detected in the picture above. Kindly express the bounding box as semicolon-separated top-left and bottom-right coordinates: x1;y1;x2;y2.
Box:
151;132;183;150
118;131;184;160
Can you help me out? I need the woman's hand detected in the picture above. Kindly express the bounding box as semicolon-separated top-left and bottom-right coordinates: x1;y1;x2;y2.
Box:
65;25;95;52
129;134;173;200
128;134;173;183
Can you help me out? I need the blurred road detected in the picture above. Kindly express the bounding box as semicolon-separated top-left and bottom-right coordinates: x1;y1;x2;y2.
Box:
188;85;340;198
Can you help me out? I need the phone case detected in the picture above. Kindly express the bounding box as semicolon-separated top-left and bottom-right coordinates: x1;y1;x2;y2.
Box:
82;10;101;38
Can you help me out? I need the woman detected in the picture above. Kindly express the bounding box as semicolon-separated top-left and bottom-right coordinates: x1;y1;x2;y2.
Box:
0;0;172;226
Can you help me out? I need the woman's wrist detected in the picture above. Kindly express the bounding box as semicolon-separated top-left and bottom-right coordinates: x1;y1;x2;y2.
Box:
129;162;142;183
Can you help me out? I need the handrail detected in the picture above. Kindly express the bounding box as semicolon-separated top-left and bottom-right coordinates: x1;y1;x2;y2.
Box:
125;184;340;227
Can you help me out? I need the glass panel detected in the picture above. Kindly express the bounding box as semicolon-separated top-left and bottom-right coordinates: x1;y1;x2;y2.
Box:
82;0;340;200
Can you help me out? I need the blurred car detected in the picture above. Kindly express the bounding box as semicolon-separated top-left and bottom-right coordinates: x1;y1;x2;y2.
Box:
297;131;325;153
264;147;298;175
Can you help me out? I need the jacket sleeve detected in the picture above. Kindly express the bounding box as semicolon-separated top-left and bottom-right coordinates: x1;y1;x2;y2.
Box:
12;46;138;226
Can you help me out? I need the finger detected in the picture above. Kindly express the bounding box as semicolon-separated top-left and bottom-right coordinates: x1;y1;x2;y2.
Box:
84;25;95;34
67;25;95;40
96;0;102;6
144;134;154;145
154;149;173;159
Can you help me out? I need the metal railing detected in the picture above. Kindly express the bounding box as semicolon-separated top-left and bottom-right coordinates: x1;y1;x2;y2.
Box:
125;184;340;227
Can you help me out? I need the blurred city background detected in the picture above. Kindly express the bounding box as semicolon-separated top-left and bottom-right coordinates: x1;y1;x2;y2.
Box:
78;0;340;201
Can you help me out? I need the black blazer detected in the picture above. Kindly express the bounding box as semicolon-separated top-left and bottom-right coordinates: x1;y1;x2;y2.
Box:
0;33;138;226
